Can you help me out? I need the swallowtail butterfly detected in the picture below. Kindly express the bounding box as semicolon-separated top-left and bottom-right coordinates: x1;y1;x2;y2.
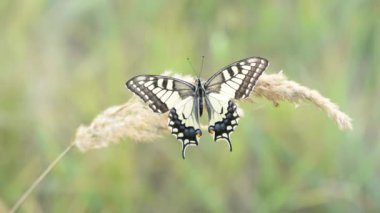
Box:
126;56;269;158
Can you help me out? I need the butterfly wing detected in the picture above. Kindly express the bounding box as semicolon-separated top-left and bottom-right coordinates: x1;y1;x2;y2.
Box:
126;75;195;113
126;75;201;158
168;97;202;158
204;57;269;99
205;94;239;151
204;57;269;149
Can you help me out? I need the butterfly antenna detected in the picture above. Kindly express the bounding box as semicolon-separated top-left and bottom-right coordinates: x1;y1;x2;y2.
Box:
198;55;205;79
187;58;198;77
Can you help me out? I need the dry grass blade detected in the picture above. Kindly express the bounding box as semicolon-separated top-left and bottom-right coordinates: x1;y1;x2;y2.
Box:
10;142;75;213
75;71;353;152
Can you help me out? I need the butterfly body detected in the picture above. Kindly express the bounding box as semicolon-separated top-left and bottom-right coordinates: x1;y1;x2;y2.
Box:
126;57;269;158
195;79;205;117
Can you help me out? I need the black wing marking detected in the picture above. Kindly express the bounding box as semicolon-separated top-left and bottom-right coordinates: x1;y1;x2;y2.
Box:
126;75;195;113
204;57;269;99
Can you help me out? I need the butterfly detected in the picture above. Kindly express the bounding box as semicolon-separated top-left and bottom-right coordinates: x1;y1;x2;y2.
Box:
126;56;269;158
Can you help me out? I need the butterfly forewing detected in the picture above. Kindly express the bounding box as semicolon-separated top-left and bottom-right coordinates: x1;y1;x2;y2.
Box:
204;57;269;99
126;75;195;113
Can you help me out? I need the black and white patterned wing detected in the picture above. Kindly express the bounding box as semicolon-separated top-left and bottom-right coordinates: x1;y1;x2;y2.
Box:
126;75;201;158
168;97;202;159
126;75;195;113
204;57;269;150
204;57;269;99
205;93;239;151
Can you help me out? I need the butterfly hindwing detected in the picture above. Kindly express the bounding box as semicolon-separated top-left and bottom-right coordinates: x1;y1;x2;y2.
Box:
168;97;202;158
126;75;195;113
205;93;239;150
204;57;268;99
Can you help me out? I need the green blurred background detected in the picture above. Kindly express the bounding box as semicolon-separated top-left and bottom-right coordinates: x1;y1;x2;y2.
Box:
1;0;379;212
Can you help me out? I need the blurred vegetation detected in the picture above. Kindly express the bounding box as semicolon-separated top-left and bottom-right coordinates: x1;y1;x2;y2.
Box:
0;0;379;212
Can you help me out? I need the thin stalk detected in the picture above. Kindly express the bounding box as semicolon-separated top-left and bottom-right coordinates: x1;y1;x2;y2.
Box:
10;142;75;213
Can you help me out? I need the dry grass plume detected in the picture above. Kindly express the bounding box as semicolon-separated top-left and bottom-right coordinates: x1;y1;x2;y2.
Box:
254;71;353;130
75;96;168;152
75;71;353;152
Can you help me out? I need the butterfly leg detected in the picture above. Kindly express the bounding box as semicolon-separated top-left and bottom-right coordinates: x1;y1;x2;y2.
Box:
168;108;202;159
208;100;239;152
